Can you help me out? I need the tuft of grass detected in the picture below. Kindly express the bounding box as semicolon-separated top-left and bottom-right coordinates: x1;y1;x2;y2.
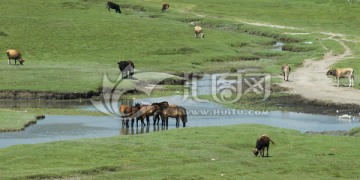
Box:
0;108;38;131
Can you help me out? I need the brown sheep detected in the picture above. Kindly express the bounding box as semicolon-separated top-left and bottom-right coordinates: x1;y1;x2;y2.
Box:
326;68;354;87
281;64;291;81
252;134;275;157
194;26;204;39
6;49;25;65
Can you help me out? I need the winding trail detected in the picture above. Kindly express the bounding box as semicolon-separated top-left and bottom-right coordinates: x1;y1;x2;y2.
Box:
278;34;360;105
240;20;360;105
183;9;360;105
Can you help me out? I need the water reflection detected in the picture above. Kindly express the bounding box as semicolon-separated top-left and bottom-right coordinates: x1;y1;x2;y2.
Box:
120;125;169;135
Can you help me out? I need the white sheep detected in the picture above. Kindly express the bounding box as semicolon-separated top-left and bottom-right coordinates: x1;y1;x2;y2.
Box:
194;26;204;39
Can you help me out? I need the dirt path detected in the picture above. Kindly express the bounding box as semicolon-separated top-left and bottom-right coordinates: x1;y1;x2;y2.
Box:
278;33;360;105
239;20;360;105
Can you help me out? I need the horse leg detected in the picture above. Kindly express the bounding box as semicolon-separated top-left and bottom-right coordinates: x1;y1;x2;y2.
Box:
146;116;150;125
125;118;129;127
131;118;134;127
176;117;179;127
182;116;186;127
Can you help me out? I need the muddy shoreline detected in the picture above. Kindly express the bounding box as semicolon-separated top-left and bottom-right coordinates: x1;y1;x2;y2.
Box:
1;84;360;113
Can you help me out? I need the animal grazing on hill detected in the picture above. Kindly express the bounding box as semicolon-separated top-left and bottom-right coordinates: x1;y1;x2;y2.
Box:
106;1;121;13
281;64;291;81
161;3;170;12
194;26;204;39
118;60;135;79
6;49;25;65
326;68;354;87
252;134;275;157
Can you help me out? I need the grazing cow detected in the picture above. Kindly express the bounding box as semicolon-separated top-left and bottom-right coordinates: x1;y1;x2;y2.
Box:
326;68;354;87
107;1;121;13
281;64;291;81
252;134;275;157
117;60;135;79
194;26;204;39
161;3;170;12
6;49;25;65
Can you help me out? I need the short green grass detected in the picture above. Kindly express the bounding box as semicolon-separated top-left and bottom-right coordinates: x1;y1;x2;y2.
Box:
0;108;37;131
3;0;359;93
0;124;359;179
1;0;360;179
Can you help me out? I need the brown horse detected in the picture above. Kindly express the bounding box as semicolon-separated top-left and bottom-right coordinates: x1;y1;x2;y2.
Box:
119;104;128;126
135;105;156;126
152;101;170;125
123;103;141;127
159;105;187;127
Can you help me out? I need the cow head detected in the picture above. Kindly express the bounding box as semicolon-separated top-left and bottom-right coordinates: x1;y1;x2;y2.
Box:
252;148;259;156
326;70;335;76
19;58;25;65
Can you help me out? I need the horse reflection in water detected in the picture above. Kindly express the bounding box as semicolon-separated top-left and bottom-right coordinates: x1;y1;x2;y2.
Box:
120;125;168;135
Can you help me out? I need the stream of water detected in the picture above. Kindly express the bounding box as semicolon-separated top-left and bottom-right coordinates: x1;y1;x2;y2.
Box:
0;95;359;149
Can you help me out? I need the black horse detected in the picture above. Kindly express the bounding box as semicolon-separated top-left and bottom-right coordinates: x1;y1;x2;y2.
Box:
107;1;121;13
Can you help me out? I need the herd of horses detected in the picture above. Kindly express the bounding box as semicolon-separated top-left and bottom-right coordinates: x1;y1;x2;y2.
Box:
119;101;187;128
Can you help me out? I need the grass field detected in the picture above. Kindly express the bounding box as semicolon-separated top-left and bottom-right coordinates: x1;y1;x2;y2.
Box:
0;108;37;131
2;0;359;92
1;0;360;179
0;124;360;179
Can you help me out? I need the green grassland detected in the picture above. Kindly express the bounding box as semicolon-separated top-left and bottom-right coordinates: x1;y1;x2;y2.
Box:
1;124;360;179
2;0;359;93
1;0;360;179
0;108;37;131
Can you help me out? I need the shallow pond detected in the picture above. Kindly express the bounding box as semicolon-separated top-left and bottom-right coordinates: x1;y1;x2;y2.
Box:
0;96;359;149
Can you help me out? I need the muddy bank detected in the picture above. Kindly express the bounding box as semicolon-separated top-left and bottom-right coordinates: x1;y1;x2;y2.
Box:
0;90;100;100
271;84;360;116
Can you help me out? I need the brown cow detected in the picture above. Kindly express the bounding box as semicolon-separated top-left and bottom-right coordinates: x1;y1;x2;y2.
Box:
252;134;275;157
6;49;25;65
326;68;354;87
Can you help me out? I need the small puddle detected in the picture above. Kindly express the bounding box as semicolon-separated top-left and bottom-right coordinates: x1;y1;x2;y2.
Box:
273;41;284;51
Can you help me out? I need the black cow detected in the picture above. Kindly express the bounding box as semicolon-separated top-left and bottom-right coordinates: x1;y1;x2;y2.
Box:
161;3;170;12
118;60;135;79
107;1;121;13
252;134;275;157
